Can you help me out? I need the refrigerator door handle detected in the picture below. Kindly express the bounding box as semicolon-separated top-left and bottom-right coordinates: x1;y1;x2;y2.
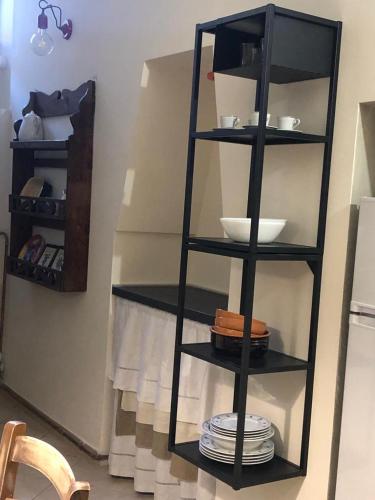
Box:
351;302;375;329
350;313;375;330
351;301;375;316
350;301;375;329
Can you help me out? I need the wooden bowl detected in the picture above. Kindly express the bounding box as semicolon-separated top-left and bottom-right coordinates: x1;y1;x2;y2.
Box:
215;309;267;335
211;325;270;339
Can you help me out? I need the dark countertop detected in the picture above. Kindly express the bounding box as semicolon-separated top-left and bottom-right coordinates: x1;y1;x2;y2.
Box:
112;285;228;325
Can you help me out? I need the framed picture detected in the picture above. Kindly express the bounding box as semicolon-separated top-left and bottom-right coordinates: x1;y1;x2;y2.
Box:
51;248;64;271
38;245;58;268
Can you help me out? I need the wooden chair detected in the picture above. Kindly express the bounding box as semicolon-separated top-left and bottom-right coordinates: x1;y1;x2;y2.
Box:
0;421;90;499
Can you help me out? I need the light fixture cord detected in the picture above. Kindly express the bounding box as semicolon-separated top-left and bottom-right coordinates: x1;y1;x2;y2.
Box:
38;0;63;31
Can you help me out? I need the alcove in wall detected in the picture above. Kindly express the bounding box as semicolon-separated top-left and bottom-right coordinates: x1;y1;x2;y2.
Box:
115;46;230;293
351;101;375;204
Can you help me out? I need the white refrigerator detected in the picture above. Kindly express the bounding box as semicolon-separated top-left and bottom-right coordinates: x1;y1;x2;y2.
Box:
336;197;375;499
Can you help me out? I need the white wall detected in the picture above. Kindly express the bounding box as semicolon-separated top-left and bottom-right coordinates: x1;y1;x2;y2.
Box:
1;0;374;498
0;0;132;452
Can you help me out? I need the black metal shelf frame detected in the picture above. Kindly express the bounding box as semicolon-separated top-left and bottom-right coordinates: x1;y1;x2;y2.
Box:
169;4;342;490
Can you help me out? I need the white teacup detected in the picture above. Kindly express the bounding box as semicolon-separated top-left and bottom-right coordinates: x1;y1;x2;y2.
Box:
220;115;240;128
248;112;271;127
277;116;301;130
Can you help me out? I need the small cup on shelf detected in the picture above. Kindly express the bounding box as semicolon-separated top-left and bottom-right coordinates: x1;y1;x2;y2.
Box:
277;116;301;131
220;115;240;129
248;112;271;127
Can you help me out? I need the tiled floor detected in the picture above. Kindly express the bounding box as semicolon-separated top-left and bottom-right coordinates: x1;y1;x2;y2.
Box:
0;387;147;499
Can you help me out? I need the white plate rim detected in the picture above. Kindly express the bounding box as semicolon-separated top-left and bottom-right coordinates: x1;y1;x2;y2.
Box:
199;447;274;461
277;128;303;133
210;429;271;437
210;425;272;436
200;435;274;457
211;413;271;433
199;448;274;464
200;455;274;464
202;420;274;442
199;446;274;459
200;442;274;456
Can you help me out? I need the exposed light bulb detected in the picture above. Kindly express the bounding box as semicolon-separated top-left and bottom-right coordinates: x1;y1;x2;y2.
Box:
30;28;54;56
30;11;54;56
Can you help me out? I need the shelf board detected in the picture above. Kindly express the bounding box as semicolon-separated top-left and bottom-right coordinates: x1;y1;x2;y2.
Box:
10;140;69;151
171;441;303;489
112;285;228;326
200;6;338;34
7;256;63;291
193;128;326;145
33;158;68;169
9;195;66;224
179;343;309;375
214;64;329;85
29;217;65;231
188;237;322;261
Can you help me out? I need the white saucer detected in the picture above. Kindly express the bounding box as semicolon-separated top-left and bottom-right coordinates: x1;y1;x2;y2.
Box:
213;127;241;131
278;128;303;133
243;125;277;130
200;442;274;458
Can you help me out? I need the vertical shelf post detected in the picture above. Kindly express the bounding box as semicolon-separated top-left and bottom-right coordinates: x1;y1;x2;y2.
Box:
233;4;275;486
169;26;203;450
300;23;342;474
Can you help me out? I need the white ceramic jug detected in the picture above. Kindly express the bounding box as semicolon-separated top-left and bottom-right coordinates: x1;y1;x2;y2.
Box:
19;111;44;141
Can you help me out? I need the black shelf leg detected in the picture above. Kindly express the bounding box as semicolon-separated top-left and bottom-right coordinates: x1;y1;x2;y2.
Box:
300;262;322;472
169;27;203;450
233;374;241;412
317;23;342;250
233;5;275;487
300;21;342;474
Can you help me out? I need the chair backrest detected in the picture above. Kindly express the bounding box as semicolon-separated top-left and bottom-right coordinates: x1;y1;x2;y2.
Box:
0;421;90;500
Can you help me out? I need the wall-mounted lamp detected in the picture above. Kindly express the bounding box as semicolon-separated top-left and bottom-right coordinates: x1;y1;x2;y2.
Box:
30;0;73;56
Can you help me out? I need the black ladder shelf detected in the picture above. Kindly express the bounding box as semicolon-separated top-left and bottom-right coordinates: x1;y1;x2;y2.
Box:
168;4;341;491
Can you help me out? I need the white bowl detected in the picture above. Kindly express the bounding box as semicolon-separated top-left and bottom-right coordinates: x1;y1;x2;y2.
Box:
220;218;287;244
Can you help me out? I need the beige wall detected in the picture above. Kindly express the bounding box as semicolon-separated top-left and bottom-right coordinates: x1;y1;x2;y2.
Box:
114;46;230;293
1;0;374;498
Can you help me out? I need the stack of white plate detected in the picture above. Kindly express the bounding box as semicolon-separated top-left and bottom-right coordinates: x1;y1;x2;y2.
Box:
199;413;275;465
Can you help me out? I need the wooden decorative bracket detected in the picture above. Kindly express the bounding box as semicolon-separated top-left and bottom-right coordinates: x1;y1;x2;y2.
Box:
14;81;95;140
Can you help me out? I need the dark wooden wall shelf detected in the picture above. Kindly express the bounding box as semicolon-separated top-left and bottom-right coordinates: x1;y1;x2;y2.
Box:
7;81;96;292
169;4;341;491
8;257;63;291
10;140;69;151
